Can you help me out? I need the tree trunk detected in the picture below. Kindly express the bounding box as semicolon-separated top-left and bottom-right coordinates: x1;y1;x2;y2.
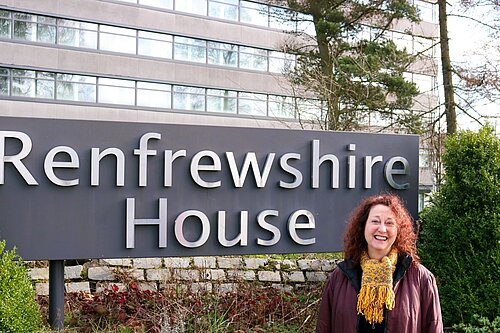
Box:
438;0;457;134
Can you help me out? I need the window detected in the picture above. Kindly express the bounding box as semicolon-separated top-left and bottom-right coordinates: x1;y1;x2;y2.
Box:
0;67;9;95
137;82;171;108
12;70;55;99
12;69;35;97
208;0;238;21
13;13;56;43
419;148;430;168
138;31;173;58
239;47;267;71
295;99;324;120
369;111;392;127
208;41;237;67
412;73;435;94
98;78;135;105
268;95;294;118
175;0;207;16
296;13;315;36
238;92;267;116
57;19;98;49
35;72;55;99
207;89;237;113
269;6;296;31
393;31;413;53
99;25;136;54
0;10;11;38
414;0;436;23
173;86;205;111
240;1;268;27
354;25;372;43
414;36;434;57
269;51;294;74
174;36;206;63
56;74;96;102
36;16;56;43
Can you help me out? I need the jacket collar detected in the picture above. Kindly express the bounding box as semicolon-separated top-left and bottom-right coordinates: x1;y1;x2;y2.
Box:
337;253;413;293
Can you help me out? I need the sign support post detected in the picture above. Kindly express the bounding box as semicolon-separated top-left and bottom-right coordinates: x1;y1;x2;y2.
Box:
49;260;65;330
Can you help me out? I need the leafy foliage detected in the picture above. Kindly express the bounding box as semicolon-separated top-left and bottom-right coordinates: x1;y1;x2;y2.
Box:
0;240;42;332
418;126;500;326
40;274;322;332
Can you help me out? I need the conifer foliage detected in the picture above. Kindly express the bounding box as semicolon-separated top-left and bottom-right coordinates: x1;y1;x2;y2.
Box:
269;0;422;132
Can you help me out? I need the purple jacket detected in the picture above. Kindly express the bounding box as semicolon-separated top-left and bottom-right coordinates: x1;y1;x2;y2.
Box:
316;255;443;333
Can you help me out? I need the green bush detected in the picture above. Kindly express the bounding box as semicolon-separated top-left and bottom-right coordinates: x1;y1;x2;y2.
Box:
418;126;500;326
0;240;42;332
452;315;500;333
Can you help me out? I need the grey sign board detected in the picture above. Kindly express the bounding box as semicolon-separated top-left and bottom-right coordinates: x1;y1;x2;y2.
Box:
0;116;419;260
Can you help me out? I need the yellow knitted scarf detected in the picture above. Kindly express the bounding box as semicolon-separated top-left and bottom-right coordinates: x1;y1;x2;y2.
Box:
356;248;398;325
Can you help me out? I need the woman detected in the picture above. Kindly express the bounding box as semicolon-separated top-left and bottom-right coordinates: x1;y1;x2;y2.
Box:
316;194;443;333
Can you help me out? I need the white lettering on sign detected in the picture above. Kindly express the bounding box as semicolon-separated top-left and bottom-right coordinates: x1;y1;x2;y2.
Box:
126;198;168;249
0;131;410;190
44;146;79;186
134;132;161;187
91;148;126;187
125;198;316;249
0;131;38;185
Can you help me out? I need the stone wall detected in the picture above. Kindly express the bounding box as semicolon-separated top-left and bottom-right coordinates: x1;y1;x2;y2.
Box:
28;256;339;296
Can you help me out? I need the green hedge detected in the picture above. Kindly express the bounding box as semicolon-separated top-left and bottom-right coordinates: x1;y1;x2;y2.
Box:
418;126;500;326
0;240;41;332
452;315;500;333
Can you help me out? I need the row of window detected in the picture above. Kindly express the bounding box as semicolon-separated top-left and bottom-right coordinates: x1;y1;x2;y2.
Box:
0;8;438;95
0;66;437;129
353;25;436;58
109;0;437;26
0;67;325;119
0;9;295;74
111;0;315;33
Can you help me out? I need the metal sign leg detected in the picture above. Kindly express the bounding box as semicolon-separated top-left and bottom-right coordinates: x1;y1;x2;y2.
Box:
49;260;65;330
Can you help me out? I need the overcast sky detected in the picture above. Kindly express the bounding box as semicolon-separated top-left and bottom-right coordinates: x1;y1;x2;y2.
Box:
446;0;500;132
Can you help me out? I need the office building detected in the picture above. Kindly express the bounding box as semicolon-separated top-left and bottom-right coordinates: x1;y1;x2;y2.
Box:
0;0;439;207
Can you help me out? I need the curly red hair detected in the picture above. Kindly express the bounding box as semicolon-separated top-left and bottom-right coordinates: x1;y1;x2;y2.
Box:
343;193;419;265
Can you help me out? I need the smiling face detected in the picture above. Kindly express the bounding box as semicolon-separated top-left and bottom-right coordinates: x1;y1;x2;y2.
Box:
364;204;398;260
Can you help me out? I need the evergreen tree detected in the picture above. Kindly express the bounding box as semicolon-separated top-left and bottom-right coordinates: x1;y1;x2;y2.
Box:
269;0;423;132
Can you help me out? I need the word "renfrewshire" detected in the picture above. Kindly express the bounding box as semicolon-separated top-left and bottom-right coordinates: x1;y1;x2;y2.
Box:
0;131;409;190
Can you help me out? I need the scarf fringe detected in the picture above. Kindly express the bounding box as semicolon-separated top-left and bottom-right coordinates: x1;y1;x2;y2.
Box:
356;284;395;324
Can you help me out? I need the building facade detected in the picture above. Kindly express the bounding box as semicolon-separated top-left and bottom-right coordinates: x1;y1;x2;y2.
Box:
0;0;438;207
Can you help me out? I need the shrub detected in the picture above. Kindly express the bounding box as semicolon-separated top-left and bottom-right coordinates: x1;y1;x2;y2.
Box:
452;315;500;333
0;240;42;332
418;126;500;326
51;272;321;332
